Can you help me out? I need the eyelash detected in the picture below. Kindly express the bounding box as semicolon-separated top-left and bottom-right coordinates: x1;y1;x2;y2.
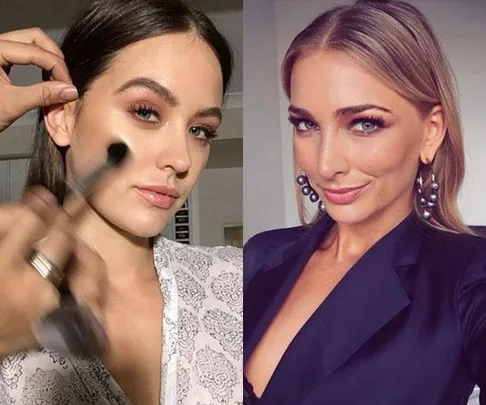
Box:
288;116;317;133
349;115;385;134
129;103;217;144
189;125;218;144
288;115;386;135
129;103;161;124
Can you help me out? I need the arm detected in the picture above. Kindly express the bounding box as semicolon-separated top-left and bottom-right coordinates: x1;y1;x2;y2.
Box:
456;239;486;403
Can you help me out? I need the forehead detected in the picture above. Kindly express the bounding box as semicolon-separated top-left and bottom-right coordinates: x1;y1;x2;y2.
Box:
93;32;223;106
290;51;406;113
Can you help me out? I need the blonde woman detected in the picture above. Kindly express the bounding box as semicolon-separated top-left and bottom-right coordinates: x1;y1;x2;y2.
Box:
244;0;484;404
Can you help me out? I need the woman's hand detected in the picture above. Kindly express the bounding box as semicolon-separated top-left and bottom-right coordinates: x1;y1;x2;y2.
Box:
0;28;78;132
0;188;107;357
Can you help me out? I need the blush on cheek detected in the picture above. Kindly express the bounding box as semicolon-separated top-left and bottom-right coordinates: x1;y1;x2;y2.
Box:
293;141;316;175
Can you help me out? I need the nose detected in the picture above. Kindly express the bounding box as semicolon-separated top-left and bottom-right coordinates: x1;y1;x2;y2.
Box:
155;125;192;174
317;129;349;179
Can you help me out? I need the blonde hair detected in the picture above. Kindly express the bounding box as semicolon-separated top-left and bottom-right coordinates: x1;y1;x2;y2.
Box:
282;0;472;234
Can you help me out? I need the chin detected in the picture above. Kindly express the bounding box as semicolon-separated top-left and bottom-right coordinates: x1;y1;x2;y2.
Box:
324;203;375;226
91;189;185;238
98;208;174;239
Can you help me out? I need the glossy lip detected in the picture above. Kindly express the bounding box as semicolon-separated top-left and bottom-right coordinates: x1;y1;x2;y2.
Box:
137;185;180;198
321;184;369;205
135;185;180;209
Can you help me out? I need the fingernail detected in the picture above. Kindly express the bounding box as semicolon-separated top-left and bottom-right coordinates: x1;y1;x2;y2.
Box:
59;86;79;102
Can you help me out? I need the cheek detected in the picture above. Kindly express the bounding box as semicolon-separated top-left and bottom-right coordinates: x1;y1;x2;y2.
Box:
186;143;210;180
351;131;420;177
293;137;319;173
68;135;108;180
67;108;122;179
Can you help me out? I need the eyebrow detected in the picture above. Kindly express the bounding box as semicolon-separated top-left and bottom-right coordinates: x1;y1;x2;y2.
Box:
191;107;222;122
288;103;392;119
333;104;392;117
115;77;179;107
116;77;222;121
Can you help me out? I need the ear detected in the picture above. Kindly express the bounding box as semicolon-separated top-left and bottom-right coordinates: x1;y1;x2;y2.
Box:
43;101;78;147
419;105;446;164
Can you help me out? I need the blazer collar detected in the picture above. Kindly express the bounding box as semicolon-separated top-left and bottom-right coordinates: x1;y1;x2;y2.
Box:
245;212;429;404
256;211;426;272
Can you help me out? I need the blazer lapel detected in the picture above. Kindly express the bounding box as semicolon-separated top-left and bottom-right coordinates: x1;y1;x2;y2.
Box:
258;213;428;405
244;215;335;364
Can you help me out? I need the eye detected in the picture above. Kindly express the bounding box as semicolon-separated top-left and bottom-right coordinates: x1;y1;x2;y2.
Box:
129;104;160;124
288;116;318;132
189;125;217;143
350;116;385;135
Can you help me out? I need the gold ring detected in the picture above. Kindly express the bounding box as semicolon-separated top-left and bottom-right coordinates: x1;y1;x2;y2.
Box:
29;250;64;288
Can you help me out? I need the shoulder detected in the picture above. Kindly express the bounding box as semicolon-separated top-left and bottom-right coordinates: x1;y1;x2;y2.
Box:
244;224;308;259
433;231;486;360
423;228;486;293
425;227;486;264
243;224;309;289
154;236;242;267
444;232;486;285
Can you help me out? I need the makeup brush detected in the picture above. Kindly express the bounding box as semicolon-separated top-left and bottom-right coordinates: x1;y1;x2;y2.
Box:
33;141;130;358
67;141;129;198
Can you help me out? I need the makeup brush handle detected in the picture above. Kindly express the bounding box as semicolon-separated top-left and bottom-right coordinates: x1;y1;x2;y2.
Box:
33;292;109;358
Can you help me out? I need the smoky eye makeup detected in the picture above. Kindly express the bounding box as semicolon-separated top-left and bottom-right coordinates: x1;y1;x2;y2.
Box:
348;114;386;135
288;115;319;133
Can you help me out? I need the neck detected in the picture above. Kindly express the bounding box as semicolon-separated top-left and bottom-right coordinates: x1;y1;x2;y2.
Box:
74;208;157;290
325;199;414;262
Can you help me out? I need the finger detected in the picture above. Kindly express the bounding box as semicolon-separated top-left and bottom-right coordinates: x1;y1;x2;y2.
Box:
0;204;24;237
34;209;76;272
0;188;51;240
1;187;58;261
6;81;78;116
16;268;61;320
0;187;58;237
0;40;70;83
0;28;64;59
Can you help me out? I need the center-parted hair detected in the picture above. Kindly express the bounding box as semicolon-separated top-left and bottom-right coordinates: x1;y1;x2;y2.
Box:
283;0;470;234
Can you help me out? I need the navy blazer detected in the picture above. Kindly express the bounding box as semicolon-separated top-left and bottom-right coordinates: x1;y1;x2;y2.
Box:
244;213;486;404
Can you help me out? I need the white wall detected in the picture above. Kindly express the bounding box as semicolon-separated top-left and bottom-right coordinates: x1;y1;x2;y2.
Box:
243;0;286;242
197;167;243;247
244;0;486;239
0;158;30;202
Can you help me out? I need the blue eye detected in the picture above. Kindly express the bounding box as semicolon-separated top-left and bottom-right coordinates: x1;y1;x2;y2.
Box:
189;126;217;143
288;116;318;132
130;104;160;124
350;116;385;134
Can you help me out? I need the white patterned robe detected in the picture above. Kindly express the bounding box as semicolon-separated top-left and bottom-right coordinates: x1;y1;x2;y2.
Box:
0;237;243;405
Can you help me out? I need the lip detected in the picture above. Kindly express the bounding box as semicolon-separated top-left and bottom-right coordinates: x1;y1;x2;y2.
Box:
136;185;180;209
321;184;368;205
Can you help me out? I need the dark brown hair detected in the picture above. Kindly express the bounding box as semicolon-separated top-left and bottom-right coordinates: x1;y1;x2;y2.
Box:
25;0;233;202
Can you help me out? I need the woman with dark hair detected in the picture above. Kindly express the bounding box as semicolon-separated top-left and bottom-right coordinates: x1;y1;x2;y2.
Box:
0;0;241;404
244;0;484;404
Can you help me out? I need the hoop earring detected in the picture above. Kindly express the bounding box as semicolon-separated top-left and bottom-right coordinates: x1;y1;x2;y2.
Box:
416;170;439;220
296;174;325;213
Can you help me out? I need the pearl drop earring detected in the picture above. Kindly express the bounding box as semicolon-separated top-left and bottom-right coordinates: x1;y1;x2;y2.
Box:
296;174;325;213
416;170;439;220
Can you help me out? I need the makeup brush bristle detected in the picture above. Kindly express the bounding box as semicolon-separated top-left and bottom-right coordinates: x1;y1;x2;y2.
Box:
107;142;128;167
